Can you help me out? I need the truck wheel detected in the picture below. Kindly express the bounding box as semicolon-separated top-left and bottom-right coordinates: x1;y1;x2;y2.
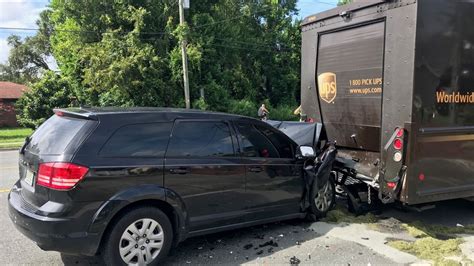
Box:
102;207;173;266
309;174;336;219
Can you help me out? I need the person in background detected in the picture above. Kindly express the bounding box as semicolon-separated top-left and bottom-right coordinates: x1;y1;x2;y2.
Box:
294;105;315;122
258;104;269;120
293;105;304;121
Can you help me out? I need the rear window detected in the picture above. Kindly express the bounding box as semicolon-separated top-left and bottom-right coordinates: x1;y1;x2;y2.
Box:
100;123;172;158
27;115;90;155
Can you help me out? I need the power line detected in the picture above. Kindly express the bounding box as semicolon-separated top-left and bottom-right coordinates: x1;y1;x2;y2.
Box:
299;0;337;6
189;33;295;50
0;26;168;36
203;43;295;53
191;5;275;29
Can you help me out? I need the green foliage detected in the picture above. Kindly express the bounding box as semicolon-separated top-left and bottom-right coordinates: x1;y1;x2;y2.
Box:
7;0;303;124
270;105;299;121
337;0;352;6
193;97;209;110
228;99;258;117
15;72;75;128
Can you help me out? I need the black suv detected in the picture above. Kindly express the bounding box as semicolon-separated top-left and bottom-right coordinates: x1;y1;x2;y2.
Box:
8;108;335;265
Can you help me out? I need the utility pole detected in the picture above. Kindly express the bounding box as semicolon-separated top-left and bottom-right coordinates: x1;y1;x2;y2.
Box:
179;0;190;109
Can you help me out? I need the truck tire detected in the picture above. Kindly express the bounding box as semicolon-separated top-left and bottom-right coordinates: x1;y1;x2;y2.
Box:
101;207;173;266
309;174;336;219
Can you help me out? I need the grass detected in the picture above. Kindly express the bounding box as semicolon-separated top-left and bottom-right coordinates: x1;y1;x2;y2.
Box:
321;205;378;224
321;205;474;265
0;127;33;149
388;222;474;265
389;237;464;266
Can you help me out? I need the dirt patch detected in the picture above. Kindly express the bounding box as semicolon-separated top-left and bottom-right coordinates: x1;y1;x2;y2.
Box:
369;217;406;234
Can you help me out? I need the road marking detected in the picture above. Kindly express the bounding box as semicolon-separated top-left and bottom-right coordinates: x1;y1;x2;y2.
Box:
0;166;17;170
0;189;10;193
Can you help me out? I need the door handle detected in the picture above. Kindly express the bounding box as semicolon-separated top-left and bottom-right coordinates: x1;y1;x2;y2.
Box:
248;166;263;173
169;168;189;175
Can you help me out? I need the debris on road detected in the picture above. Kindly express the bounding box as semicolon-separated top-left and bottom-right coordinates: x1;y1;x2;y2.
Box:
259;240;278;248
290;256;301;265
243;243;253;250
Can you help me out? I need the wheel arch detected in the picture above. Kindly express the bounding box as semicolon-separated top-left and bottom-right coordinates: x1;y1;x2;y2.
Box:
88;185;188;255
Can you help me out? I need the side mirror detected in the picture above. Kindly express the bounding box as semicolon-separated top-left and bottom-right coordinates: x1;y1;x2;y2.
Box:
296;145;316;159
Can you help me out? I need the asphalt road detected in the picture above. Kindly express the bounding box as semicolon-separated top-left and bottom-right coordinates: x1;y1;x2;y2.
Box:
0;149;472;265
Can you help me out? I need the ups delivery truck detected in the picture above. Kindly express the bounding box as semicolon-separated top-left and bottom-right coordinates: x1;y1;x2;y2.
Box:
300;0;474;208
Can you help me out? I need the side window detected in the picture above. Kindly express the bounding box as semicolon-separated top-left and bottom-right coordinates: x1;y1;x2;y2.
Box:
167;121;235;157
256;125;294;158
236;123;279;158
100;123;172;157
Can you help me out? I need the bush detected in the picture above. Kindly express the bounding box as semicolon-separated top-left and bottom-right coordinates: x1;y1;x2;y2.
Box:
193;97;209;110
228;99;257;117
16;72;75;128
270;105;299;121
227;99;298;121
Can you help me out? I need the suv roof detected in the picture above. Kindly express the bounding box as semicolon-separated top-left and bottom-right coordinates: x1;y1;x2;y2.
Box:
54;107;256;121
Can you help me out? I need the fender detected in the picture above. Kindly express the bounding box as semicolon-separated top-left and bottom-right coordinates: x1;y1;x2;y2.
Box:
88;184;188;242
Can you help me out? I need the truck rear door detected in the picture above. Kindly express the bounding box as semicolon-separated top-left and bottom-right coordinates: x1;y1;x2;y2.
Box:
316;21;385;152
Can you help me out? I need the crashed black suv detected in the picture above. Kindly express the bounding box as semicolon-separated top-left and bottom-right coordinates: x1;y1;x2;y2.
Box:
8;107;336;265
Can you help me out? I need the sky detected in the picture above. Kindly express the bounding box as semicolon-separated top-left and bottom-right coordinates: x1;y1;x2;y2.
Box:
0;0;339;64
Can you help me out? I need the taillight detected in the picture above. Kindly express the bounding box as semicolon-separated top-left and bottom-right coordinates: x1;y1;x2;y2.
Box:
387;182;397;189
396;128;404;138
37;162;88;190
393;138;403;150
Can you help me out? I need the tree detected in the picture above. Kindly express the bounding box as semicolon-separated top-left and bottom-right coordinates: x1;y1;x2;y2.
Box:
338;0;352;6
16;71;75;128
0;10;53;84
49;0;300;110
16;0;302;124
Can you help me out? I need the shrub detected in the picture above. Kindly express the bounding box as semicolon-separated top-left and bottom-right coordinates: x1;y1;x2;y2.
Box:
16;72;75;128
228;99;257;117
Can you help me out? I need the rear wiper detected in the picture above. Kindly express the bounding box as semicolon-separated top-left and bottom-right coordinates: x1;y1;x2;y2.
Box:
19;136;31;155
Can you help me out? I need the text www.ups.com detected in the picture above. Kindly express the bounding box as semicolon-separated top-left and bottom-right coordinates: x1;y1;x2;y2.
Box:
349;87;382;95
436;91;474;103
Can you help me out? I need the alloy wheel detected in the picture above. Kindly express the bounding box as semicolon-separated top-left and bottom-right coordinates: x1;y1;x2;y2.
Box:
314;181;334;212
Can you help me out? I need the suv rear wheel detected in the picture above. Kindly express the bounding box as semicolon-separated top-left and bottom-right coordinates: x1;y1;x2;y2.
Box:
102;207;173;265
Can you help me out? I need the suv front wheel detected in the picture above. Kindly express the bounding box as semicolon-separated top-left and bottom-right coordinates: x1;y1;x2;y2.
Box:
102;207;173;265
309;173;336;218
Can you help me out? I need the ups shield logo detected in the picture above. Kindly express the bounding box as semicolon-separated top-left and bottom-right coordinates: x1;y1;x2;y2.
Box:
318;72;337;103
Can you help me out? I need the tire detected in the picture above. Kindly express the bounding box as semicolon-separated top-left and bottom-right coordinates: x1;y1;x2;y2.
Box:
101;207;173;266
309;173;336;219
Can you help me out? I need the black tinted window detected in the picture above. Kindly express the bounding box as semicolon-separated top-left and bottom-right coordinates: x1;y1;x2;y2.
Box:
100;123;172;157
28;115;91;155
236;123;279;158
167;121;234;157
256;125;294;158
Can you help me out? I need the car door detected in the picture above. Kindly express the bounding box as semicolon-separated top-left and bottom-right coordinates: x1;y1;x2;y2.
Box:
234;121;303;221
164;119;246;232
